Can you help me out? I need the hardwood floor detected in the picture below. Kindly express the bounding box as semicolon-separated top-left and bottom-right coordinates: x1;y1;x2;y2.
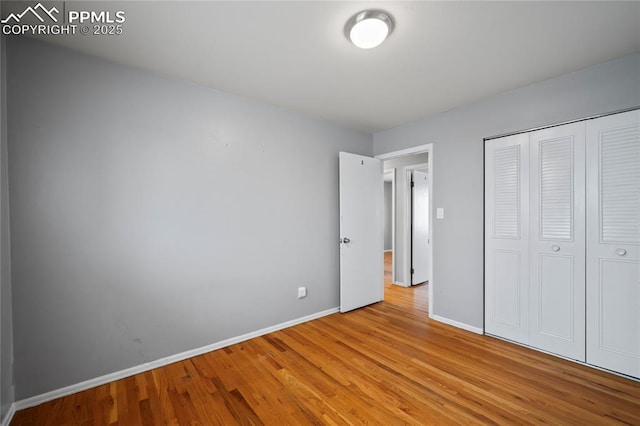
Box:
12;252;640;425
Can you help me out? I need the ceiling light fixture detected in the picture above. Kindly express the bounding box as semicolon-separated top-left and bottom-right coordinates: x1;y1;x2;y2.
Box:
344;9;395;49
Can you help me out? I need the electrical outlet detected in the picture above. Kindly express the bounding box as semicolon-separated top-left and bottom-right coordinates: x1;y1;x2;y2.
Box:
297;286;307;299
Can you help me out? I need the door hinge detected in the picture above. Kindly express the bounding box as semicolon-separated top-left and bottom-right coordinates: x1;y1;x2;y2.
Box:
410;268;414;274
410;181;415;188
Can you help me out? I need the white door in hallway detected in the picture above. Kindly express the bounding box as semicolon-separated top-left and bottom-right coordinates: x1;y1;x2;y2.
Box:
586;109;640;378
339;152;384;313
412;170;430;285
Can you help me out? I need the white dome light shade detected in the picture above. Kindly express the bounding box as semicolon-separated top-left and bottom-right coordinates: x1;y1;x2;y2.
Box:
345;10;394;49
350;19;389;49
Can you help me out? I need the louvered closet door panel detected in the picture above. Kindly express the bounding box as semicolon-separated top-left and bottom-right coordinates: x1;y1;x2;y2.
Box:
586;110;640;378
530;122;586;361
485;133;530;344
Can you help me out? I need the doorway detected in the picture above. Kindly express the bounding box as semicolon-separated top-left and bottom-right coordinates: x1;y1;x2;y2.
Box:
383;169;395;285
378;144;433;314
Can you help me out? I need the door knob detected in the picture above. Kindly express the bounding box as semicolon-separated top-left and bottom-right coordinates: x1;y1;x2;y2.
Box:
551;245;560;252
616;248;627;256
342;237;351;244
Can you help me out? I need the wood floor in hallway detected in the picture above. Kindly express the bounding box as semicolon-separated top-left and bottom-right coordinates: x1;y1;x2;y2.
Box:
12;252;640;425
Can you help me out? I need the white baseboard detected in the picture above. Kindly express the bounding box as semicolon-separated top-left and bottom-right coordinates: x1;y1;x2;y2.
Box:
430;314;484;335
392;280;409;287
1;403;16;426
383;249;392;253
15;307;339;411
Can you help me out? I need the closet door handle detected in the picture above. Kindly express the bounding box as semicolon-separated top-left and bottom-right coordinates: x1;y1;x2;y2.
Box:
551;245;560;252
616;248;627;256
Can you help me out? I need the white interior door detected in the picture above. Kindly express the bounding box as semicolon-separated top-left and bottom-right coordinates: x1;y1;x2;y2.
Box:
586;110;640;378
339;152;384;313
412;170;430;285
485;133;530;345
529;122;586;361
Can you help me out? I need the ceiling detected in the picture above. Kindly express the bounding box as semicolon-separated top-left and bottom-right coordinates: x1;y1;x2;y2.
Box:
14;1;640;133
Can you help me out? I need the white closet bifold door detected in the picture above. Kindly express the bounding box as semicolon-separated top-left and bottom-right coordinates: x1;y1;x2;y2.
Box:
529;122;586;361
485;133;530;345
586;110;640;378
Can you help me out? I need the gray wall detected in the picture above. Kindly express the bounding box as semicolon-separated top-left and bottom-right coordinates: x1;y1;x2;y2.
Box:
383;153;428;284
383;182;392;251
1;34;15;421
7;36;371;399
375;53;640;328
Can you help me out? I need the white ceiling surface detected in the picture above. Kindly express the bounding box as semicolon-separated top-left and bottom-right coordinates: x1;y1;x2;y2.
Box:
27;1;640;133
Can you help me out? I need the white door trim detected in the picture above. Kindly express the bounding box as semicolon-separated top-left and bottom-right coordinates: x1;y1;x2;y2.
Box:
376;143;434;316
377;144;430;160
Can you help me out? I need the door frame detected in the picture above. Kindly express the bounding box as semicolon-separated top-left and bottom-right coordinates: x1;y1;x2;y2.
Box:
383;168;396;284
376;144;433;316
404;163;430;287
